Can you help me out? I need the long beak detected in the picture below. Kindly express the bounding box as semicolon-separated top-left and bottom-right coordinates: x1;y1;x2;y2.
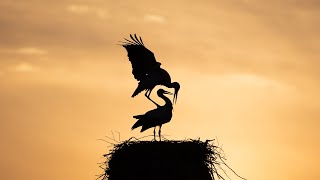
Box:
173;90;179;104
163;90;173;95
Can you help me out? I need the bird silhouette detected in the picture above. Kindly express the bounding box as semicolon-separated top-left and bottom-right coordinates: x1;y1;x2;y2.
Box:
120;34;180;103
132;89;173;141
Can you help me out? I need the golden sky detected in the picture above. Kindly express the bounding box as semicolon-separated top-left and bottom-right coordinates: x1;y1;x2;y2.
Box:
1;0;320;179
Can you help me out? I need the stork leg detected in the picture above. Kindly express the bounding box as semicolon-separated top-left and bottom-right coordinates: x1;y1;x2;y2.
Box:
145;89;159;107
153;127;156;141
144;89;149;97
147;88;153;97
158;125;162;141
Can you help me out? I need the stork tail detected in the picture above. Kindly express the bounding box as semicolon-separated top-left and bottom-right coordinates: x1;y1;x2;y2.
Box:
132;115;145;130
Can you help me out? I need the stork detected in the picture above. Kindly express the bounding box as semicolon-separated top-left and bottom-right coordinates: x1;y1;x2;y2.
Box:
132;89;173;141
120;34;180;103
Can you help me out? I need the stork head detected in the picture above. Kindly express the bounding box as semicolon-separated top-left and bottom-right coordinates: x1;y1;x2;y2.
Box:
171;82;180;104
157;89;173;96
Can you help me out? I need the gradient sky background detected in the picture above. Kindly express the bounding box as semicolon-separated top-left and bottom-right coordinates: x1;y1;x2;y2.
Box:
1;0;320;179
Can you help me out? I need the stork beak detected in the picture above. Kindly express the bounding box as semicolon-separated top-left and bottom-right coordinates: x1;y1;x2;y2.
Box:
173;89;179;104
163;90;173;95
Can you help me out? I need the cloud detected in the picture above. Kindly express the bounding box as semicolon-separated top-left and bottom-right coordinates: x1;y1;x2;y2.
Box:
143;14;166;23
66;5;89;14
11;62;39;72
66;4;109;18
221;73;289;89
15;47;47;55
95;8;109;19
0;47;47;55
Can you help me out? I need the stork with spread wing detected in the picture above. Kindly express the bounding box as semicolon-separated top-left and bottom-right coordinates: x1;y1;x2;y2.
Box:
120;34;180;103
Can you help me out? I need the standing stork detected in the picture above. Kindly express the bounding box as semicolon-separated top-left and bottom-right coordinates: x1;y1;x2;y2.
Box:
132;89;173;141
120;34;180;103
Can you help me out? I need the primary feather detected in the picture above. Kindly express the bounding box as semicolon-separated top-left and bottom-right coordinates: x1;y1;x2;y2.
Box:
121;34;161;81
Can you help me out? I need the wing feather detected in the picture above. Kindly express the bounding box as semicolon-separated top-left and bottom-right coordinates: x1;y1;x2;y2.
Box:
134;34;143;45
130;34;140;45
123;38;138;45
121;34;161;81
139;37;144;45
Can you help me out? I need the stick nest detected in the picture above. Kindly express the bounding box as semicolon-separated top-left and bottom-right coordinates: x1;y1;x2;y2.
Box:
97;138;245;180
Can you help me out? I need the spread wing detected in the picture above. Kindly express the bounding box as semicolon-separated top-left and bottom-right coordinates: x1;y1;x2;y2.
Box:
120;34;161;81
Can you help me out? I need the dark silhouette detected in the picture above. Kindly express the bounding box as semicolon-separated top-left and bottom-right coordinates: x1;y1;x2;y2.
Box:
99;140;246;180
100;140;217;180
98;34;246;180
132;89;173;141
120;34;180;103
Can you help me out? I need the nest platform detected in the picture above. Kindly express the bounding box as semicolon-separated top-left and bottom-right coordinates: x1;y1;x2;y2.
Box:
98;139;236;180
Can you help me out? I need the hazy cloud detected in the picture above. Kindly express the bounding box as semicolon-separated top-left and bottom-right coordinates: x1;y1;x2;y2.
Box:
66;4;109;19
66;4;90;14
220;73;290;90
15;47;47;55
11;62;39;72
0;47;47;55
143;14;166;23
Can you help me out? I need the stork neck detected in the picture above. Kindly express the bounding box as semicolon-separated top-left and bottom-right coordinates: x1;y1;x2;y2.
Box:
159;94;172;107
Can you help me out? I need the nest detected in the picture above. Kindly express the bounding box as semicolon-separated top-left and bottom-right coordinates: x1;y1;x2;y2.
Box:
97;138;245;180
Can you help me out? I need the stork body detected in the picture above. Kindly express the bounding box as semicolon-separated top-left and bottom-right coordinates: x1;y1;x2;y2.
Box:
132;68;178;98
120;34;180;103
132;89;173;141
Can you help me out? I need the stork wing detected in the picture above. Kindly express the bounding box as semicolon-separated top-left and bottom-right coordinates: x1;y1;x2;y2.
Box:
120;34;161;81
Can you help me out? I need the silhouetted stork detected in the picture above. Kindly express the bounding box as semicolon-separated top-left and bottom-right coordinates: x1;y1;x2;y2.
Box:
120;34;180;103
132;89;173;141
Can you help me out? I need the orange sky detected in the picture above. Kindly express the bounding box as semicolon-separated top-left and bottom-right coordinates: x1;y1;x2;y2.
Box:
1;0;320;179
